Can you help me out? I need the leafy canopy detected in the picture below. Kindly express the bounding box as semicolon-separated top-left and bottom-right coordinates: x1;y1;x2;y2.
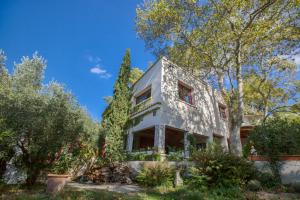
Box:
136;0;300;155
0;51;98;185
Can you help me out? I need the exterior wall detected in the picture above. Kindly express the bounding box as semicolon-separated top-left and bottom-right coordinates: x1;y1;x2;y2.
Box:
254;160;300;184
129;57;229;150
127;160;300;184
131;109;161;132
160;58;229;145
130;60;163;132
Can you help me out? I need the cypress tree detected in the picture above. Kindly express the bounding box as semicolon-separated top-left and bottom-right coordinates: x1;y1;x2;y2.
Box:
102;49;131;162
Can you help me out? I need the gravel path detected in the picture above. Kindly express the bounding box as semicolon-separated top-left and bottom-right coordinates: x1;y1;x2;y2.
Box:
66;182;142;194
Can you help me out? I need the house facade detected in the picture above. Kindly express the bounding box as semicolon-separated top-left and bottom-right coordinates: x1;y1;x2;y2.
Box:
126;57;229;158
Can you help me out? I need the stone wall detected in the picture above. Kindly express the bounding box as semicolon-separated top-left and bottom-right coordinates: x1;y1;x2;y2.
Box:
127;158;300;184
250;156;300;184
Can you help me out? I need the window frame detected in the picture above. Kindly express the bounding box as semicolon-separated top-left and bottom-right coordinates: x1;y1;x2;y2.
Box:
135;86;151;105
178;81;194;105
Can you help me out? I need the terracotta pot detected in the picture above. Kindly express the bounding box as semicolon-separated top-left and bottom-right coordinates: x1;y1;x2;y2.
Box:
46;174;71;195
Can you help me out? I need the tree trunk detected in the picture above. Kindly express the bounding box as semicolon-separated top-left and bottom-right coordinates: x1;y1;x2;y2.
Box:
26;168;39;186
229;120;243;156
25;161;40;186
229;41;244;156
0;158;6;179
264;100;269;117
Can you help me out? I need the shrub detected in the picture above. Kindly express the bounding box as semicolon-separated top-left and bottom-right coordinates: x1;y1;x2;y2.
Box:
257;172;281;189
126;152;161;161
167;151;183;161
51;142;97;175
245;117;300;183
206;186;245;200
136;162;174;187
247;180;261;191
188;144;256;188
292;182;300;193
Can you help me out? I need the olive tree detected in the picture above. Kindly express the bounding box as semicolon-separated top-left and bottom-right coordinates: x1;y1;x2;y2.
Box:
0;52;98;185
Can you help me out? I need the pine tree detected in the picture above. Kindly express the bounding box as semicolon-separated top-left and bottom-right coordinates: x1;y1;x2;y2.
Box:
102;49;131;162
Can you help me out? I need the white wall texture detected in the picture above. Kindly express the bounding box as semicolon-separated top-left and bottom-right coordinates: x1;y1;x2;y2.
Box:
254;160;300;184
130;57;229;148
160;58;228;146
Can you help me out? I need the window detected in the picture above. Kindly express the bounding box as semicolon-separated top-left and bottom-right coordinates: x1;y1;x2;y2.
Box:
219;104;227;119
136;88;151;104
153;110;156;116
178;82;193;104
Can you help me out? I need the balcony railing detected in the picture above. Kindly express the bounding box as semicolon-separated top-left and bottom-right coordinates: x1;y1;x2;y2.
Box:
131;97;152;114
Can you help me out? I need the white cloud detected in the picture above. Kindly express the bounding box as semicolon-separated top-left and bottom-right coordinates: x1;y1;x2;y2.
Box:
90;66;112;79
85;54;111;79
90;67;105;74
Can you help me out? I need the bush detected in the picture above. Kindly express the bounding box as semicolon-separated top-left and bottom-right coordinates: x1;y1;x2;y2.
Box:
188;144;256;188
126;152;161;161
51;142;97;175
245;117;300;182
206;186;245;200
136;162;174;187
292;182;300;193
167;151;183;161
257;172;281;189
247;180;261;191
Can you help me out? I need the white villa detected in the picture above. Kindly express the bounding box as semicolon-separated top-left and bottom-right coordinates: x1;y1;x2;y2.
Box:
126;57;230;158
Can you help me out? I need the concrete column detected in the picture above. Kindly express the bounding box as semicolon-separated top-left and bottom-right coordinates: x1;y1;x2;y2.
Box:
184;132;190;159
208;133;214;144
126;130;133;152
154;125;165;153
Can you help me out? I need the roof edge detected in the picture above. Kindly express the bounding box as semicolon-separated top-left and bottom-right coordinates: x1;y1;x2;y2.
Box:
131;56;165;88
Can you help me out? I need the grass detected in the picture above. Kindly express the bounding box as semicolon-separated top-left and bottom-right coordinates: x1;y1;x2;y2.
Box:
0;183;259;200
1;182;299;200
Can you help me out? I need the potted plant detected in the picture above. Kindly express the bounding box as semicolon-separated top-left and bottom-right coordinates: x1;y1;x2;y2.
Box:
46;149;72;196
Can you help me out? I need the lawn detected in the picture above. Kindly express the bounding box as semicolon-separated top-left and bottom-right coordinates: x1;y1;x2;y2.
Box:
0;185;246;200
2;183;300;200
0;183;258;200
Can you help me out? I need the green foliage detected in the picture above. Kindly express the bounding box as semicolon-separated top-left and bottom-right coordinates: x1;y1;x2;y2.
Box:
136;162;174;187
131;97;152;114
51;123;99;175
246;116;300;182
0;50;14;165
129;67;143;85
291;182;300;193
0;183;252;200
256;172;281;190
243;57;299;116
248;117;300;155
247;180;261;191
101;49;132;162
189;144;256;188
126;152;161;161
167;151;183;161
136;0;300;156
0;51;99;185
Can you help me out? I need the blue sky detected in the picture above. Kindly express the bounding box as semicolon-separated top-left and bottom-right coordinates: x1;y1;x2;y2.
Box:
1;1;299;121
0;0;155;120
